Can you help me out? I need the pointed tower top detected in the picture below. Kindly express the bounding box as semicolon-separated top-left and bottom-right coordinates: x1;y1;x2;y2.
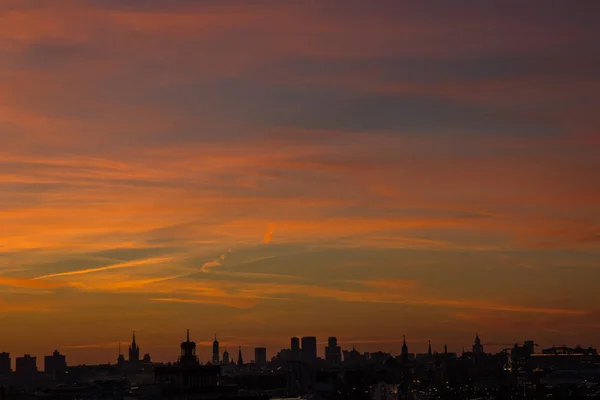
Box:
187;329;190;342
428;340;432;355
214;334;217;342
132;330;136;344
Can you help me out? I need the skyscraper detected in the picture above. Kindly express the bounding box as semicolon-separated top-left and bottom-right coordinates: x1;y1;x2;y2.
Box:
129;330;140;362
291;337;300;352
254;347;267;366
212;335;220;365
301;336;317;363
44;350;66;375
291;337;301;361
325;337;341;365
0;353;10;374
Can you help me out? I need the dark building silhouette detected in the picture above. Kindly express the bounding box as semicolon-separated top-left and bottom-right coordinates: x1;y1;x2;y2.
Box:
401;335;409;362
472;333;484;354
0;352;10;374
15;354;37;375
129;330;140;362
223;348;230;365
44;350;66;375
154;330;221;396
254;347;267;366
325;337;341;365
117;343;125;365
212;335;219;365
343;347;364;365
237;346;244;366
301;336;317;362
179;330;198;365
143;353;152;363
291;337;300;351
291;337;300;361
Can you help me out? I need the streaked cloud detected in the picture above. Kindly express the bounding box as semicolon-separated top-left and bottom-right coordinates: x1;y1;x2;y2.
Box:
33;257;172;280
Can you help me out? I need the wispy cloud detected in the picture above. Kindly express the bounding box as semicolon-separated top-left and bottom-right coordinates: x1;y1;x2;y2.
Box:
34;257;171;280
201;249;232;272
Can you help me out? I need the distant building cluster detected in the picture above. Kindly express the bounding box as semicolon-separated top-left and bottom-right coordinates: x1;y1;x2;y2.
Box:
1;332;599;399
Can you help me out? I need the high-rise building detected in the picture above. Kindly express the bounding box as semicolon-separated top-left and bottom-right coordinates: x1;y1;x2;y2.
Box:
0;353;10;374
44;350;66;375
212;335;220;365
472;333;484;354
301;336;317;363
15;354;37;375
254;347;267;366
129;330;140;362
291;337;301;361
325;337;341;365
291;337;300;352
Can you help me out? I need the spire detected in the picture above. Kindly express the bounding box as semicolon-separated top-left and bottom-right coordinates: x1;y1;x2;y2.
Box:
428;340;432;356
444;344;448;354
237;346;244;366
132;330;136;345
187;329;190;342
401;335;408;360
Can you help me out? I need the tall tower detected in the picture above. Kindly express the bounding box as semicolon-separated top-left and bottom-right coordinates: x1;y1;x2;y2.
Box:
237;346;244;366
325;337;342;365
301;336;317;363
291;337;301;361
129;330;140;362
180;329;198;365
212;334;220;365
472;333;484;354
401;335;409;362
223;348;230;365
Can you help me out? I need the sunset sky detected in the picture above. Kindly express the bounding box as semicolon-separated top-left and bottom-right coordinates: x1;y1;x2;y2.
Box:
1;1;599;367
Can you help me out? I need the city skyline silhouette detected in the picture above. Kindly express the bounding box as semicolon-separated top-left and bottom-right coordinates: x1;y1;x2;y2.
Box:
0;1;599;398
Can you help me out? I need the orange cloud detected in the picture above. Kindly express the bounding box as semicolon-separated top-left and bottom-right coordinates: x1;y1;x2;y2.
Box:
34;257;171;280
0;276;66;289
264;223;276;244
